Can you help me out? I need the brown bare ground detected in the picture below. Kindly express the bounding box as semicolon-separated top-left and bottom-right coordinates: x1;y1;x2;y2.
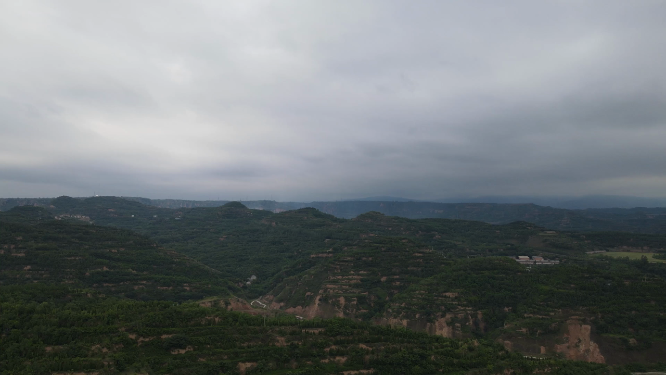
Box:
237;362;257;375
321;356;348;364
225;297;254;311
171;346;194;354
91;345;108;353
137;337;155;345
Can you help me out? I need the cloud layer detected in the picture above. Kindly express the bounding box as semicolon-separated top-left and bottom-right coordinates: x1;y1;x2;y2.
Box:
2;0;666;200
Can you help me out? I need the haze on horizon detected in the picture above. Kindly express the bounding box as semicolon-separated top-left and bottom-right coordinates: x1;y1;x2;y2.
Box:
2;1;666;202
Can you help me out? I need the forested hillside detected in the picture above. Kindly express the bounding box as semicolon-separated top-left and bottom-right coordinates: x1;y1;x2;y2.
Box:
0;207;632;374
386;257;666;364
1;285;625;374
36;197;666;295
0;198;53;211
3;197;666;370
0;207;234;302
259;230;666;364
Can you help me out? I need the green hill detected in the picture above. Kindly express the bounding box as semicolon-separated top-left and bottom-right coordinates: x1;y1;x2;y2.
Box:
128;197;666;233
386;257;666;364
4;198;666;367
0;212;234;302
1;284;621;375
261;238;666;364
7;196;666;233
19;197;666;299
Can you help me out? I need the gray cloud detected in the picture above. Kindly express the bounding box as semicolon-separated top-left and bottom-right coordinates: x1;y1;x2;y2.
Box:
1;0;666;201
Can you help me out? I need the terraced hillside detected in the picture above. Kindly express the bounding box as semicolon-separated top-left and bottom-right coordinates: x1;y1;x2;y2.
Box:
264;237;449;320
3;199;666;370
14;197;666;299
384;257;666;364
1;285;618;375
262;244;666;365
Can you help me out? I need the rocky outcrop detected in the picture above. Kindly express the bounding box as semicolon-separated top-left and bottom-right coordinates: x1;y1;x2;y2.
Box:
425;314;455;338
555;319;605;363
283;295;345;319
498;318;605;363
374;312;473;339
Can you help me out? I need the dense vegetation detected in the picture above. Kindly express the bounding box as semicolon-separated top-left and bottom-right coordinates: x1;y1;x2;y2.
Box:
0;207;235;302
25;197;666;297
391;257;666;351
2;284;630;375
261;230;666;363
2;197;666;371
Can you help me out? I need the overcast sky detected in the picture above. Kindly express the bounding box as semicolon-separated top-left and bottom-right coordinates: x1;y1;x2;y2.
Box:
1;1;666;201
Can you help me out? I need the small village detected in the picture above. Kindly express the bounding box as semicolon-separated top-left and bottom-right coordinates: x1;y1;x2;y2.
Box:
513;255;560;265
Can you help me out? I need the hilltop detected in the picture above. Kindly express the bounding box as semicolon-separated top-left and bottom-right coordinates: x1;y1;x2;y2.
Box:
5;196;666;233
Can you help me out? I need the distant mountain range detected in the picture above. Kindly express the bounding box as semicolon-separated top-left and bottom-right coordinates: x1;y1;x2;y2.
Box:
3;195;666;234
432;195;666;209
349;195;666;209
119;197;666;233
3;194;665;211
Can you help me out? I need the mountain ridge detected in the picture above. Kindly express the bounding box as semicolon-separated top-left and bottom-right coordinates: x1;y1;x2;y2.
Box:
6;196;666;234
